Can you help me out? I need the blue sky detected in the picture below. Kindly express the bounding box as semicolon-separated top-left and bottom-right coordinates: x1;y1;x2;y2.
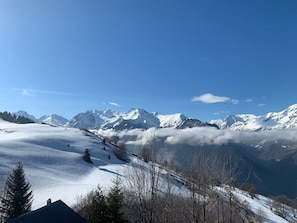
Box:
0;0;296;121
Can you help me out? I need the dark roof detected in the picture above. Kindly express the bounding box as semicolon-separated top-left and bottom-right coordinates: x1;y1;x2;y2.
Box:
6;200;87;223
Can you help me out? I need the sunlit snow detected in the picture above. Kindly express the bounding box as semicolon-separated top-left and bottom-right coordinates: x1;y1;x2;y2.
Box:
0;119;296;222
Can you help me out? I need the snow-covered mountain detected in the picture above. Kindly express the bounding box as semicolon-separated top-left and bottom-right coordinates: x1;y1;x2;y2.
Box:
39;114;68;126
66;108;214;130
13;109;215;130
13;110;38;122
12;103;297;131
211;104;297;131
13;111;68;126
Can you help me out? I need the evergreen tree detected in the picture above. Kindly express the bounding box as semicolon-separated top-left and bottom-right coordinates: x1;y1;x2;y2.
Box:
106;175;127;223
0;163;33;221
89;186;109;223
82;149;93;164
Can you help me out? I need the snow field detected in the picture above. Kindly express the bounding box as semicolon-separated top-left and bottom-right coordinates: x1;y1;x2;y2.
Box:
0;119;296;222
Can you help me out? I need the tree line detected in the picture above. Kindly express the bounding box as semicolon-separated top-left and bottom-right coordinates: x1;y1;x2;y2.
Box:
0;112;34;124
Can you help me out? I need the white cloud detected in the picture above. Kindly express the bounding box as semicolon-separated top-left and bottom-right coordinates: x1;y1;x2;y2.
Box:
246;98;253;103
16;88;76;97
258;103;266;107
108;102;121;107
191;93;238;104
99;127;297;148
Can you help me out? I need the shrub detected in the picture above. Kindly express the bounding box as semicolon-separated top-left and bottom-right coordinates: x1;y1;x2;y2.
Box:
82;149;93;164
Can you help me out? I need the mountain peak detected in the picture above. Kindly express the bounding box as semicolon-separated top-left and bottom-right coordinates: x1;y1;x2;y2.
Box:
211;104;297;131
14;110;37;122
65;108;212;130
39;114;68;126
16;104;297;132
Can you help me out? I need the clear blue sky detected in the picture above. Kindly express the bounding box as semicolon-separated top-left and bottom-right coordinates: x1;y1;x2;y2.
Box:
0;0;296;121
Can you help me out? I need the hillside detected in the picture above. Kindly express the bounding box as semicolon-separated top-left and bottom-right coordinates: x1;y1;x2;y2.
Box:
0;119;296;222
0;119;126;209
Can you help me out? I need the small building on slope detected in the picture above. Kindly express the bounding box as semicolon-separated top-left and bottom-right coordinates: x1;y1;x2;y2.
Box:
6;199;87;223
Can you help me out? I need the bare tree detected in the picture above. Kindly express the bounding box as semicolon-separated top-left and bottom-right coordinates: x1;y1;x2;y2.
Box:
138;146;154;163
110;135;120;146
204;149;242;223
125;156;165;223
114;143;128;162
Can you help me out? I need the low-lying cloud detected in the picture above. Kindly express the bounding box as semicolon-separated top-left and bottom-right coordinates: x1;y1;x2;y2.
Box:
98;127;297;148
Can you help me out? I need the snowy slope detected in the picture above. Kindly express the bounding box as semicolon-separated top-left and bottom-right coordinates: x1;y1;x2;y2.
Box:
0;119;126;209
211;104;297;131
218;187;296;223
0;119;186;210
0;119;296;222
157;113;187;128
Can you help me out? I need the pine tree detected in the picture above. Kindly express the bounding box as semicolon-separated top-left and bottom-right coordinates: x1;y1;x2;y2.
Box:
82;149;93;164
89;186;108;223
106;175;127;223
0;163;33;221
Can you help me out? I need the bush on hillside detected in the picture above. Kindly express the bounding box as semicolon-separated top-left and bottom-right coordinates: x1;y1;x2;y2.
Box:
82;149;93;164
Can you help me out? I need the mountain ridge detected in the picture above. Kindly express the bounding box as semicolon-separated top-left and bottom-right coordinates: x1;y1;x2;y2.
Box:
11;103;297;131
211;104;297;131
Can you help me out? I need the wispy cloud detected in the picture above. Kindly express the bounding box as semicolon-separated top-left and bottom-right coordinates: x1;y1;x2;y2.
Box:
258;103;266;107
16;88;77;97
108;102;121;107
191;93;238;104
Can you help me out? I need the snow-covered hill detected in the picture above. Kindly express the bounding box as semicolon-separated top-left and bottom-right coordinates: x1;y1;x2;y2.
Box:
211;104;297;131
0;119;125;209
0;119;296;222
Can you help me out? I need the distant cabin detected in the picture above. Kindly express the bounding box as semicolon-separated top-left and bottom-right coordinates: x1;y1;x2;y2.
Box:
6;200;87;223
